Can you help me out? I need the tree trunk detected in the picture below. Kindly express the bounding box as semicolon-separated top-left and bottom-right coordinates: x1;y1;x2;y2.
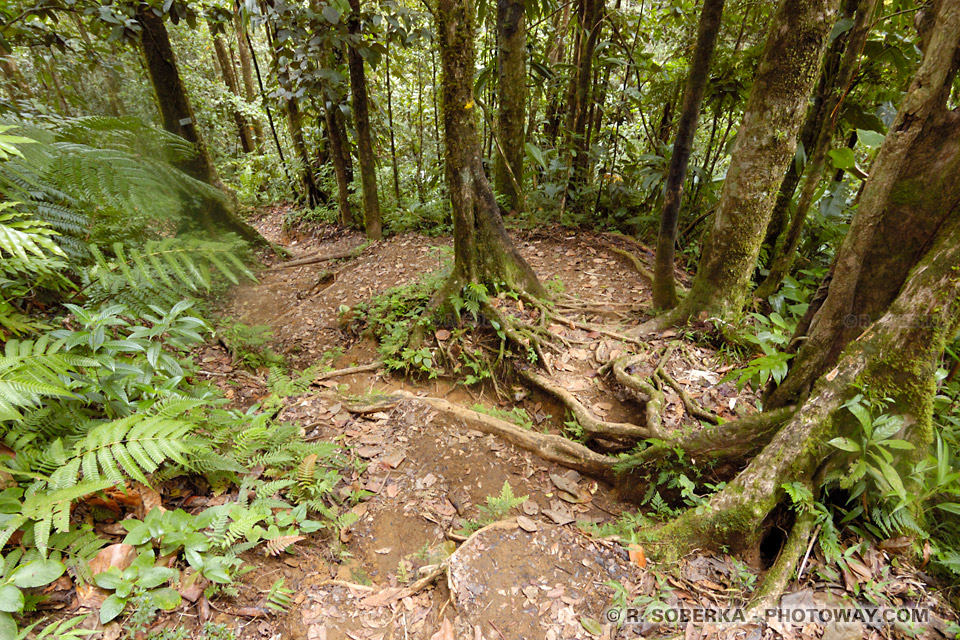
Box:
136;7;266;245
493;0;526;212
657;0;841;327
286;97;326;207
385;44;402;205
755;0;878;298
564;0;604;197
766;0;960;408
325;102;355;226
437;0;544;296
210;25;255;154
0;54;33;102
542;4;571;146
651;0;725;310
233;12;266;150
347;0;382;240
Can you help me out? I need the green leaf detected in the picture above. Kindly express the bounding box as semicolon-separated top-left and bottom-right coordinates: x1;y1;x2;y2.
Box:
322;6;341;23
93;567;126;591
149;587;181;610
828;437;861;453
935;502;960;515
136;567;175;589
580;616;603;635
0;612;16;640
857;129;885;149
828;147;856;170
9;559;65;588
100;593;127;623
0;586;23;614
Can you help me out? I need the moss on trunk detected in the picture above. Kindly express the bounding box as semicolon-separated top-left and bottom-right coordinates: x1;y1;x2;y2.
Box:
661;0;840;326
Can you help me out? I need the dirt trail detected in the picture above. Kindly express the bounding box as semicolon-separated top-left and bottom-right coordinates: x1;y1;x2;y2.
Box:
198;208;958;640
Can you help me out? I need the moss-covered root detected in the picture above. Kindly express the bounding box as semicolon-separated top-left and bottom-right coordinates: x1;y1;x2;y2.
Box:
610;354;665;438
745;509;815;619
518;368;655;442
394;392;618;481
619;405;797;471
656;366;720;424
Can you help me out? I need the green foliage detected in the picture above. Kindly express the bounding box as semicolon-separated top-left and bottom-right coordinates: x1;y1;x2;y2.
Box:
92;549;181;624
471;404;534;430
216;321;285;369
459;481;528;535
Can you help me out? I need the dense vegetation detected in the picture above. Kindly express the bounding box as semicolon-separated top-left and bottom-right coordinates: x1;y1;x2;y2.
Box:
0;0;959;636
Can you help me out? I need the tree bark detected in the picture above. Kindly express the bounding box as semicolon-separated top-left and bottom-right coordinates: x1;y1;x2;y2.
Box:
347;0;382;240
233;12;266;150
493;0;526;212
385;43;402;205
564;0;604;197
325;102;355;226
286;97;326;207
651;0;725;310
437;0;544;296
766;0;960;408
136;6;266;245
210;24;255;154
755;0;878;298
657;0;841;327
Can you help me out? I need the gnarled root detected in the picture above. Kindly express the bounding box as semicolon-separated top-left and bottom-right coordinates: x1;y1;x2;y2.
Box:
518;368;655;443
393;391;618;481
745;509;815;620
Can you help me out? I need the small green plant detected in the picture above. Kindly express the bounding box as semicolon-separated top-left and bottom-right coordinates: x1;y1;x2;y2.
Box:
471;404;535;429
216;321;285;369
459;481;528;534
92;549;181;624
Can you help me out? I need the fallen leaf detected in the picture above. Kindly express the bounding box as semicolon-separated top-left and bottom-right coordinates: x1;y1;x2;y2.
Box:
430;618;454;640
580;616;603;636
517;516;538;532
627;543;647;568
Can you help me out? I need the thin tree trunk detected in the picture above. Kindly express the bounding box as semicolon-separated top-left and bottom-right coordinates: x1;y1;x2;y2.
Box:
325;102;355;226
656;0;841;327
136;6;266;245
564;0;604;196
0;55;34;101
651;0;725;310
347;0;382;240
210;24;255;153
385;43;402;205
286;97;325;207
542;4;571;146
494;0;526;212
233;12;266;150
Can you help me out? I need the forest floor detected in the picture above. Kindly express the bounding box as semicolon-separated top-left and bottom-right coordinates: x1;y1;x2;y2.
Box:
143;206;957;640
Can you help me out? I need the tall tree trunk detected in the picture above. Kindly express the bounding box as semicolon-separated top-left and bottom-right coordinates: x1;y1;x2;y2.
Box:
542;4;571;146
655;0;841;327
493;0;526;212
651;0;726;310
385;43;402;205
210;24;255;153
436;0;543;296
286;97;325;207
766;0;960;409
325;101;355;226
233;12;266;150
136;7;265;245
564;0;604;197
755;0;879;298
347;0;382;240
651;3;960;576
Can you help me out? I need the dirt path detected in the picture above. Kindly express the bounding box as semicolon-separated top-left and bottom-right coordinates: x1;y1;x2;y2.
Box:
196;208;958;640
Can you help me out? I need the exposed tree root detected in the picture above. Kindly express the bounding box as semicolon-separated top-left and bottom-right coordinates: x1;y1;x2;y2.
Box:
655;366;720;424
606;245;655;283
393;391;618;481
312;362;384;384
518;368;655;442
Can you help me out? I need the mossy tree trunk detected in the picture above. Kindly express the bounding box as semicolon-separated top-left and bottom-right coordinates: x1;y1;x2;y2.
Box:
347;0;382;240
436;0;544;296
209;25;255;154
285;97;326;208
755;0;879;299
493;0;526;213
650;0;960;578
767;0;960;408
657;0;841;327
137;6;266;245
651;0;725;310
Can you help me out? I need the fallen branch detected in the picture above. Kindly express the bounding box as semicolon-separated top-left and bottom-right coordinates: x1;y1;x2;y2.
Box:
313;362;384;384
268;241;372;270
